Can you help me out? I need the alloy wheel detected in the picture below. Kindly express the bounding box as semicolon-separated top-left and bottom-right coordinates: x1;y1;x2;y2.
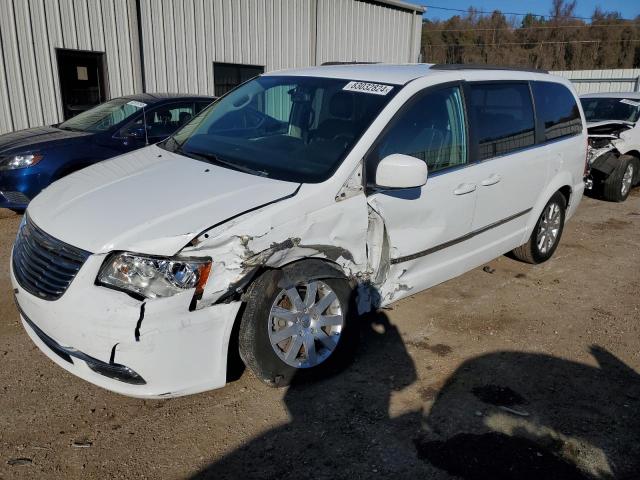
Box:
537;202;562;255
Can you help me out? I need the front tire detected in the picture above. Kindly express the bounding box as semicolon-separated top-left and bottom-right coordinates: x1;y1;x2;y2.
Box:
511;192;566;264
238;262;357;387
603;155;635;202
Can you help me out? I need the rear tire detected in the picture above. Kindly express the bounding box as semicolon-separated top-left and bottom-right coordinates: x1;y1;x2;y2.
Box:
603;155;634;202
238;262;357;387
631;157;640;187
511;191;566;264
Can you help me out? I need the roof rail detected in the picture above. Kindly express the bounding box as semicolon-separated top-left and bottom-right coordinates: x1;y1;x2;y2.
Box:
431;63;548;74
321;61;381;66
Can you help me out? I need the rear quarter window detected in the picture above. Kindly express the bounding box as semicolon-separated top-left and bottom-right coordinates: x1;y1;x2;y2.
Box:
468;83;535;160
531;81;582;142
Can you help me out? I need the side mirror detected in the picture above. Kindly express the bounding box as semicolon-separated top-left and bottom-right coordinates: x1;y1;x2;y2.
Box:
375;153;428;189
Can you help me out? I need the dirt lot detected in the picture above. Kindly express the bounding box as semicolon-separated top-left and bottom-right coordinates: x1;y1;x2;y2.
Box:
0;190;639;480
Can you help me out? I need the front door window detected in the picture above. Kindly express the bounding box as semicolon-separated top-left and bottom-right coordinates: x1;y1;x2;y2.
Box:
369;85;468;183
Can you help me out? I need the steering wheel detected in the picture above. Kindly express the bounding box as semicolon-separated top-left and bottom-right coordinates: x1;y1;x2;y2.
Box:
333;132;355;145
242;106;268;130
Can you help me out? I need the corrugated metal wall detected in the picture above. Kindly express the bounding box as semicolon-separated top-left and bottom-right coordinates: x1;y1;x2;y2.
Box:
315;0;421;64
0;0;422;134
140;0;423;96
552;69;640;94
0;0;142;134
139;0;316;96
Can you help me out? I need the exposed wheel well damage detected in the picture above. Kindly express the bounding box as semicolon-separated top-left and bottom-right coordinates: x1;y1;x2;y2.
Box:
217;256;353;306
223;257;354;381
181;191;373;313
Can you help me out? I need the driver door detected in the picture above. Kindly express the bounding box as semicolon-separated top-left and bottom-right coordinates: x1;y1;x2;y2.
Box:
366;84;478;297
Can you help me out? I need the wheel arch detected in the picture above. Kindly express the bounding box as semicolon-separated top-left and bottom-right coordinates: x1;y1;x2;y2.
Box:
558;185;572;208
621;151;640;184
525;173;574;239
623;149;640;160
224;256;354;383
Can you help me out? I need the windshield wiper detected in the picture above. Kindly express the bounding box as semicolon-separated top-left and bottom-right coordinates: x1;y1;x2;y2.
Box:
183;150;269;177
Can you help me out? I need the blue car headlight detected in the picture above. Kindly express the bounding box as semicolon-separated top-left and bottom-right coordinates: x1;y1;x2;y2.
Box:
0;153;43;171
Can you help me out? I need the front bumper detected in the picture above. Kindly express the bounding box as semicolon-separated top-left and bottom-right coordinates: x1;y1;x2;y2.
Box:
0;168;49;210
11;253;242;398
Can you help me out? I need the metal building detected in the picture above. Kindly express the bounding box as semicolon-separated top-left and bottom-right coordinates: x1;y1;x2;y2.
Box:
552;69;640;95
0;0;424;135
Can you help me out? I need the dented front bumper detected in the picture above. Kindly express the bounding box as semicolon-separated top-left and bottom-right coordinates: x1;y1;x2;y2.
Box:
11;254;241;398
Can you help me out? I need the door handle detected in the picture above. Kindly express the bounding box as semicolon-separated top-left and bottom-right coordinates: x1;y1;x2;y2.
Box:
453;183;477;195
481;174;501;186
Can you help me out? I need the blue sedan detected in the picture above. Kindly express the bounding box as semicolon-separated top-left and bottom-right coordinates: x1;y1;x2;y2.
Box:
0;93;214;210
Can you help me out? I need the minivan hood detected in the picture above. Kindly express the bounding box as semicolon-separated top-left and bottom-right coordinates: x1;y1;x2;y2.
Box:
0;126;91;154
27;146;300;255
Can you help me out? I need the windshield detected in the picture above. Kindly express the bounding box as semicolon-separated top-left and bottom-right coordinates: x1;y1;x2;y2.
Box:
58;98;146;132
160;75;399;182
580;97;640;123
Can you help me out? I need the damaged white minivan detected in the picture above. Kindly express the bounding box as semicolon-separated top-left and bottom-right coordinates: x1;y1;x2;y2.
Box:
12;64;586;397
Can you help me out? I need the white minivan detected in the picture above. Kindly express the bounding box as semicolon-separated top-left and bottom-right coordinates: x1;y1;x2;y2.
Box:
11;64;586;398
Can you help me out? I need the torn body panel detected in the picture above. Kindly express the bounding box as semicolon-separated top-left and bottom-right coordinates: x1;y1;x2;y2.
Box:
182;186;371;310
586;121;639;180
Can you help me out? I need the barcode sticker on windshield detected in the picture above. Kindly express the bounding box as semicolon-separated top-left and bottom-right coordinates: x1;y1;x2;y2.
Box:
343;81;394;95
127;100;148;108
620;99;640;107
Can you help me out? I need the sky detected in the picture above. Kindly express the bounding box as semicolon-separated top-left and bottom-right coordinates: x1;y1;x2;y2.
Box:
421;0;640;22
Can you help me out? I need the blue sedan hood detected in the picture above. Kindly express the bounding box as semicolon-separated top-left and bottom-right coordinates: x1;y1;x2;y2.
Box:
0;126;92;154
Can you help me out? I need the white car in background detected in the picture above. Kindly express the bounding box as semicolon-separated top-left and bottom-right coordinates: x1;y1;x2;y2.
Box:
12;64;586;398
581;92;640;202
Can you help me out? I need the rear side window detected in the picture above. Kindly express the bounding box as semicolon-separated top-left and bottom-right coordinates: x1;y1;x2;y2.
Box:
468;83;535;160
532;81;582;141
369;85;467;178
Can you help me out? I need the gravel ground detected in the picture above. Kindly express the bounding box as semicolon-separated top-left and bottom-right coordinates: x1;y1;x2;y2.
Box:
0;190;639;480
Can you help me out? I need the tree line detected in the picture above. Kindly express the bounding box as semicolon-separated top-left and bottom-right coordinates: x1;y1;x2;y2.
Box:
421;0;640;70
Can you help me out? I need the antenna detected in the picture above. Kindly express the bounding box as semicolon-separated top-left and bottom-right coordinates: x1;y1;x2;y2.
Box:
142;104;149;145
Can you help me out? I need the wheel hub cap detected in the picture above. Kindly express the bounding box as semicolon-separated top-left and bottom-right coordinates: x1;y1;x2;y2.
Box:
268;280;344;368
536;202;562;255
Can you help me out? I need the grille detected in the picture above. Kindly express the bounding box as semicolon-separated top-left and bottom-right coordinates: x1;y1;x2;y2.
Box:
1;191;30;204
12;215;91;300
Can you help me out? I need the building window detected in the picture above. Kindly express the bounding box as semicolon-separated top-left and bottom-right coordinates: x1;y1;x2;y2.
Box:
213;62;264;97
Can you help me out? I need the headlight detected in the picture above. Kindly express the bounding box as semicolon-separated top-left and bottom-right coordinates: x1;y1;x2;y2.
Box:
97;252;212;299
0;153;43;171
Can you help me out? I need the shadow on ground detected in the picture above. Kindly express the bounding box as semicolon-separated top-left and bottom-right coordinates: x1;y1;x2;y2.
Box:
190;313;640;479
